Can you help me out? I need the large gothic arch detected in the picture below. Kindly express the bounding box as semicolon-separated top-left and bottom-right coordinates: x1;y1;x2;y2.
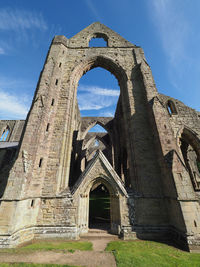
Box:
0;22;199;251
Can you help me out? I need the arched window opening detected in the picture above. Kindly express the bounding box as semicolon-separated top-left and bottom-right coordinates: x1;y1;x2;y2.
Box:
85;131;112;165
89;33;108;47
87;140;106;160
91;138;106;151
94;139;99;147
0;127;10;141
89;124;107;133
77;67;120;117
89;37;107;47
167;100;177;115
89;183;110;230
180;136;200;191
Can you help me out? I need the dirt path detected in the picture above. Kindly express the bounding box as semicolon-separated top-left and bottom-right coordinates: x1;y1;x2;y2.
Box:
0;235;117;267
91;237;116;251
0;250;116;267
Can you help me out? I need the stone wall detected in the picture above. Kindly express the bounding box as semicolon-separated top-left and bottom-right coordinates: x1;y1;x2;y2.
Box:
0;22;199;250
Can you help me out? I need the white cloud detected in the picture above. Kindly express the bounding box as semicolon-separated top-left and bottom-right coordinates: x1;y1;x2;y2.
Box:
0;90;29;119
78;93;113;111
151;0;189;66
0;76;33;119
0;47;5;55
99;111;114;117
79;85;120;96
78;85;119;111
0;8;47;31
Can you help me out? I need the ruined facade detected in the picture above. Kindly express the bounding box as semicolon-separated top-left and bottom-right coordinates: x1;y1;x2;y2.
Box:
0;23;200;251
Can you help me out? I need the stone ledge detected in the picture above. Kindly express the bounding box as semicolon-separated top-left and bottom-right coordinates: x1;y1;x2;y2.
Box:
0;226;78;248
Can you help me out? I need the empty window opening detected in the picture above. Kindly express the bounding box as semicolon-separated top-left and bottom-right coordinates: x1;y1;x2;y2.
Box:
59;62;62;67
89;37;107;47
84;124;112;164
46;123;50;132
0;127;10;141
167;100;177;115
39;158;43;168
51;99;55;106
77;67;120;117
89;183;110;229
89;124;107;133
55;79;58;85
94;139;99;147
194;220;197;227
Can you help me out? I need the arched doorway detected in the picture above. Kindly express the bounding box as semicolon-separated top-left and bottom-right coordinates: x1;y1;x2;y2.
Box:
89;183;110;230
76;176;121;235
73;150;129;236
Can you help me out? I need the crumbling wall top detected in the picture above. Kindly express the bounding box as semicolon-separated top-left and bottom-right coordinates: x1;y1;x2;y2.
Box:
53;22;138;48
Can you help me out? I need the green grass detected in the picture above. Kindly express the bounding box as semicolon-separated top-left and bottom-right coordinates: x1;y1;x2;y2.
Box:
1;241;92;253
0;264;80;267
106;240;200;267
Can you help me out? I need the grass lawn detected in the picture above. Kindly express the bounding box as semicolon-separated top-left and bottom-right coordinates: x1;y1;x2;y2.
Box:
106;240;200;267
0;241;91;267
1;241;92;253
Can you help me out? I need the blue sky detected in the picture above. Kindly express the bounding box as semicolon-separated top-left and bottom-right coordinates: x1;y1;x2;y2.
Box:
0;0;200;120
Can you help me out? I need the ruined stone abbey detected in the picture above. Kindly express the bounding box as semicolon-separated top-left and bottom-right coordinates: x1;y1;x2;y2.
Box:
0;23;200;251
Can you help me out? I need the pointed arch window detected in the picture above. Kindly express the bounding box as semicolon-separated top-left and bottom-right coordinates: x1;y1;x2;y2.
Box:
89;124;107;133
180;129;200;191
167;100;177;115
0;127;10;141
94;139;99;147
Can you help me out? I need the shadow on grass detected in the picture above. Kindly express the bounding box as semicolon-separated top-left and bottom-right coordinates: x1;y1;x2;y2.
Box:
106;240;200;267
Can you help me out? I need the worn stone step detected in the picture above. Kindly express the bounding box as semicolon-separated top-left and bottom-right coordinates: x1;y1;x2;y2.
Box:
80;230;119;240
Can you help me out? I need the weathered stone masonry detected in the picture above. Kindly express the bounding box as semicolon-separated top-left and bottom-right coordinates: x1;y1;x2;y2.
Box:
0;22;200;251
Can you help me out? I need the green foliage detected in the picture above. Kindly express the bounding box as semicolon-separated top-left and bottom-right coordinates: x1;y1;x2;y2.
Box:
106;240;200;267
2;241;92;253
0;264;80;267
